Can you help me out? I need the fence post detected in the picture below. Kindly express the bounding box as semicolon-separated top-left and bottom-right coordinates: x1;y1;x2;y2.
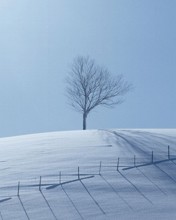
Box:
78;166;80;179
99;161;102;175
39;176;42;191
168;145;170;160
117;157;120;171
59;171;62;184
0;211;3;220
134;155;136;167
151;151;154;163
17;181;20;197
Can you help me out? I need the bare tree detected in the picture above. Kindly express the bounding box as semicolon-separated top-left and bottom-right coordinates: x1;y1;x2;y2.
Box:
66;56;132;130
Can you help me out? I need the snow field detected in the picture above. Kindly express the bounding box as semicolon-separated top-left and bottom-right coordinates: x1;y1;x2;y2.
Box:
0;129;176;219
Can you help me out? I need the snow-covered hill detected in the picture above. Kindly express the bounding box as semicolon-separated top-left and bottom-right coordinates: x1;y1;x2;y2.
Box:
0;129;176;219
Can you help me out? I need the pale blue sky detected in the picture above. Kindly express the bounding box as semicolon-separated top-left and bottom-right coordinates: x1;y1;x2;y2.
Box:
0;0;175;137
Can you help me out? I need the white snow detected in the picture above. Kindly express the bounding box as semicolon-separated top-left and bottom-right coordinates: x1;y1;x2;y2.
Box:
0;129;176;219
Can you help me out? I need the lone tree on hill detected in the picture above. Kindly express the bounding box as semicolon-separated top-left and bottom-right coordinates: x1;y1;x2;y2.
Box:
66;56;132;130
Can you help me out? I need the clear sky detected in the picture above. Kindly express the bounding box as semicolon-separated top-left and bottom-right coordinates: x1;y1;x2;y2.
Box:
0;0;175;137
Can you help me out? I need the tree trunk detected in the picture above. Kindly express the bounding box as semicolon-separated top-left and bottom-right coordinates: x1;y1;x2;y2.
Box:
83;113;87;130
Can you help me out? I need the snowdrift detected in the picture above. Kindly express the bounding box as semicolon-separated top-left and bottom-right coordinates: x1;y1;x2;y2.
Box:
0;129;176;219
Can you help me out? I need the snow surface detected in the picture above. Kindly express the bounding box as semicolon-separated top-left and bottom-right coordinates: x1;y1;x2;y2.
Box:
0;129;176;219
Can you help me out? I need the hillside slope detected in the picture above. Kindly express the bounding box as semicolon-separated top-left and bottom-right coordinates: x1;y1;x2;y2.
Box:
0;129;176;219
